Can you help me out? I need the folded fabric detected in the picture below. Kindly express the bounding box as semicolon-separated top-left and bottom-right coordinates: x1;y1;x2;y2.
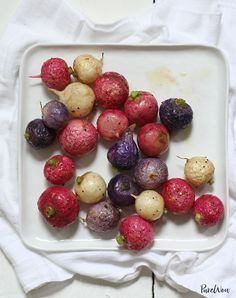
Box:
0;0;236;297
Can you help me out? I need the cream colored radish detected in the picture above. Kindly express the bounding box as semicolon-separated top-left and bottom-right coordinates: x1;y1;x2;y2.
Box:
133;190;165;221
74;171;106;204
49;82;95;118
73;54;103;84
180;156;215;187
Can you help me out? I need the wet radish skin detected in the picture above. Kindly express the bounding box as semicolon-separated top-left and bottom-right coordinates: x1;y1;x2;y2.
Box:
37;186;80;228
118;214;154;250
58;119;98;156
124;91;158;126
43;155;75;185
193;194;224;226
97;109;129;141
134;158;168;189
137;122;170;157
86;200;120;232
93;72;129;109
41;58;71;91
161;178;195;215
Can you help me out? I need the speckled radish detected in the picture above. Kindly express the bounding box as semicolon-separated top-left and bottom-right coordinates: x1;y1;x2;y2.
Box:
86;199;120;232
37;186;80;228
74;171;106;204
97;109;129;141
161;178;195;215
134;158;168;189
58;119;98;156
49;82;95;118
30;58;71;91
159;98;193;131
73;54;103;84
44;154;75;185
124;91;158;126
133;190;165;221
93;72;129;109
116;214;154;250
193;194;224;227
181;156;215;187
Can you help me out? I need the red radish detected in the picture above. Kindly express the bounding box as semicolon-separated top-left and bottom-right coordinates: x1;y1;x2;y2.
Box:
58;119;98;156
193;194;224;227
97;109;129;141
37;186;80;228
93;72;129;109
43;155;75;185
124;91;158;126
137;122;170;157
161;178;195;215
30;58;71;91
116;214;154;250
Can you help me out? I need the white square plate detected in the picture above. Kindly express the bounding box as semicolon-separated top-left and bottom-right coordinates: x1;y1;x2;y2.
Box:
19;43;229;251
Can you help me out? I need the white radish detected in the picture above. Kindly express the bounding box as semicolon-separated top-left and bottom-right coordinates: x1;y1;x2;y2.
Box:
49;82;95;118
179;156;215;187
74;171;106;204
73;54;103;84
132;190;165;221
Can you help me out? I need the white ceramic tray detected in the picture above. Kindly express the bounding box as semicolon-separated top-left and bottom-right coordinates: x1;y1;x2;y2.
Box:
19;43;229;252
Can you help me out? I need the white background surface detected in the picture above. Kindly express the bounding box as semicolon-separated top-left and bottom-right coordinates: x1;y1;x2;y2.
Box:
0;0;203;297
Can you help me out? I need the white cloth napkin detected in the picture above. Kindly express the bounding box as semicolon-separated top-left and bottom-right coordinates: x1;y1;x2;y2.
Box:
1;0;236;297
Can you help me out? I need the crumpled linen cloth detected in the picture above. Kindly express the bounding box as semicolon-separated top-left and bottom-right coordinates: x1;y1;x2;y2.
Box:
1;0;236;297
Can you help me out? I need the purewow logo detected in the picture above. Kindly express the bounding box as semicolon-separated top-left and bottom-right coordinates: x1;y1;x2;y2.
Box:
201;284;230;294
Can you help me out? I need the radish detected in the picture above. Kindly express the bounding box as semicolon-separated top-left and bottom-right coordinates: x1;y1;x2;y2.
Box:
49;82;95;118
58;119;98;156
74;171;106;204
137;122;170;157
193;194;224;227
37;186;80;228
97;109;129;141
161;178;195;215
178;156;215;187
73;54;103;84
93;72;129;109
116;214;154;250
133;190;165;221
30;57;71;91
124;91;158;126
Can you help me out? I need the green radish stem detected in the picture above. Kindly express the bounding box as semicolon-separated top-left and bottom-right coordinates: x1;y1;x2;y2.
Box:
195;213;202;223
116;234;125;245
45;206;55;218
120;182;130;191
175;98;187;107
47;159;57;166
24;133;29;140
76;176;84;184
129;91;140;100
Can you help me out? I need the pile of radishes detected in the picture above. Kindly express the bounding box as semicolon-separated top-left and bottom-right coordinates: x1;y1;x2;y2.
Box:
26;54;225;251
